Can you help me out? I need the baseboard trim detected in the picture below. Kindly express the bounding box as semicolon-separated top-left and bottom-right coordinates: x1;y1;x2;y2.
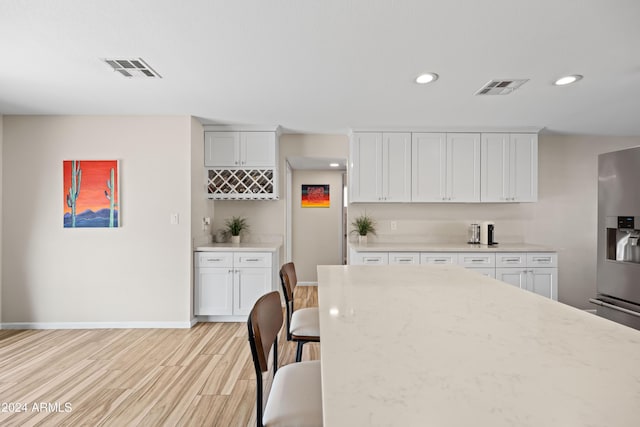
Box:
0;321;194;330
297;281;318;286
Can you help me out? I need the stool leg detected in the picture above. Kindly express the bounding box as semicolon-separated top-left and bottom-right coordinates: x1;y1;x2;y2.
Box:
295;341;304;362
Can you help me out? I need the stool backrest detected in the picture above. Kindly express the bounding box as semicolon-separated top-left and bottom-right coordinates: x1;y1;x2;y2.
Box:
279;262;297;306
248;291;283;373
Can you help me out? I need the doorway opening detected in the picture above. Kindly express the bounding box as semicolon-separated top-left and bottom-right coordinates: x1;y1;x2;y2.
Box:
285;157;347;284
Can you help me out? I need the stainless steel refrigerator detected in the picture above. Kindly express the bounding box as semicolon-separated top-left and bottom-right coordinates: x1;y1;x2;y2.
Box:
591;146;640;329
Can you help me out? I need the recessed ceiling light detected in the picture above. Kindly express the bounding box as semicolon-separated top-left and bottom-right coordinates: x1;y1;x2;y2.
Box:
329;163;340;168
554;75;583;86
415;73;439;84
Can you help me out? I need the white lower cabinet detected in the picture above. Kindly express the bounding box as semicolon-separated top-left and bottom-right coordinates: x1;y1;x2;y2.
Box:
496;252;558;300
195;251;274;319
350;249;557;300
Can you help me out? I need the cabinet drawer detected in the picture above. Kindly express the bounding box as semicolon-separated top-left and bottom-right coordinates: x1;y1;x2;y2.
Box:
420;252;458;265
458;253;496;268
527;253;557;268
496;252;526;268
355;252;389;265
196;252;233;268
389;252;419;265
234;252;272;268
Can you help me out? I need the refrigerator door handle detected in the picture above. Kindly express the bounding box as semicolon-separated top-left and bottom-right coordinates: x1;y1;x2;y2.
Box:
589;298;640;318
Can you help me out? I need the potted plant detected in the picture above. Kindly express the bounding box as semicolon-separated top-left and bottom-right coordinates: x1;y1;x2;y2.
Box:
224;215;249;244
351;213;376;244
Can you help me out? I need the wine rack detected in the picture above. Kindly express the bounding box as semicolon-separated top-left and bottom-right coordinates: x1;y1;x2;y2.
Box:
207;168;278;200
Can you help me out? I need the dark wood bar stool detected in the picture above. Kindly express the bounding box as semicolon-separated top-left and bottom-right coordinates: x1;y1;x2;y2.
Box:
247;291;322;427
279;262;321;362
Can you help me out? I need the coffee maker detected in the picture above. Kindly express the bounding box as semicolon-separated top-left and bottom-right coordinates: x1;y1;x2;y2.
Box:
480;221;497;246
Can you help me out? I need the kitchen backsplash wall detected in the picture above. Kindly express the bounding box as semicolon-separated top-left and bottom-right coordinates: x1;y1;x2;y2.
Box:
348;203;532;244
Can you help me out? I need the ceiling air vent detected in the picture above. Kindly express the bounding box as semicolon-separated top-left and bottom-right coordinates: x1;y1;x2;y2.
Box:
102;58;162;78
475;79;528;95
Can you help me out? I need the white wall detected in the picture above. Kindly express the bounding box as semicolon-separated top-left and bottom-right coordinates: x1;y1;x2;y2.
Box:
0;115;3;321
1;116;195;326
292;170;344;282
189;117;211;319
526;135;639;308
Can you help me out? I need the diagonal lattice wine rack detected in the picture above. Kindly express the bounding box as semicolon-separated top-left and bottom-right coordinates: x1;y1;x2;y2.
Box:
207;168;278;200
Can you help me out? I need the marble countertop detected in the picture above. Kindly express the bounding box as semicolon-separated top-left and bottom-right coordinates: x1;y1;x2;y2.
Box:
316;264;640;426
194;242;280;252
349;241;555;252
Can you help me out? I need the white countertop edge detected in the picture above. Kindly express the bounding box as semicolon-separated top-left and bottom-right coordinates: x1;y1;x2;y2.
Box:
195;243;280;252
349;242;555;252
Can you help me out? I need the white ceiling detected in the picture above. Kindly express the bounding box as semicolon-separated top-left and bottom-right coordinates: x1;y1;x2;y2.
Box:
1;0;640;136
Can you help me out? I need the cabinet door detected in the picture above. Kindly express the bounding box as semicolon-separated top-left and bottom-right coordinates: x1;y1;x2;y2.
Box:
496;268;527;289
350;133;383;202
234;267;271;316
388;252;419;265
481;133;510;202
510;134;538;202
411;133;446;201
196;267;234;315
382;133;411;202
447;133;480;202
204;132;240;167
528;268;557;300
241;132;276;167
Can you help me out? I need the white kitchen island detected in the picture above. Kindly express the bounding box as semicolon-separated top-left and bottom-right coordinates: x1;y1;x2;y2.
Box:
316;264;640;427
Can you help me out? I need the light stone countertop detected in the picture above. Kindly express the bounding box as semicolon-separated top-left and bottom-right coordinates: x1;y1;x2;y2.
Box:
194;242;280;252
316;264;640;427
349;241;555;252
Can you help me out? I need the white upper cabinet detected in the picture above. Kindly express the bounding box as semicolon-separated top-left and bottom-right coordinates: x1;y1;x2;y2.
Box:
411;133;446;202
205;131;276;168
350;132;411;202
481;133;538;202
412;133;480;202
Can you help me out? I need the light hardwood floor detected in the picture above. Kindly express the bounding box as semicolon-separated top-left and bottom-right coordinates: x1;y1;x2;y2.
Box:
0;287;320;427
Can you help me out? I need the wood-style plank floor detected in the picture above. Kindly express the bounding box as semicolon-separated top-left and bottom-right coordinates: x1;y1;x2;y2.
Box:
0;287;320;427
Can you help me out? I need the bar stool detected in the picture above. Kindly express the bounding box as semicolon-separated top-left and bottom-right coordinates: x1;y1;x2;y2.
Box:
280;262;321;362
247;291;323;427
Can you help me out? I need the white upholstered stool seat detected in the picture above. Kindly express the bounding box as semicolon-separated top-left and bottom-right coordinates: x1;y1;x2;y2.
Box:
263;360;323;427
290;307;320;339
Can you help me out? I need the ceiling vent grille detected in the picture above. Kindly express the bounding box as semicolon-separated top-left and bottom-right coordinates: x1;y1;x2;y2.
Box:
102;58;162;78
475;79;528;95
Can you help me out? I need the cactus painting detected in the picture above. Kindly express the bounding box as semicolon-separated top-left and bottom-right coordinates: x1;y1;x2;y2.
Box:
63;160;120;228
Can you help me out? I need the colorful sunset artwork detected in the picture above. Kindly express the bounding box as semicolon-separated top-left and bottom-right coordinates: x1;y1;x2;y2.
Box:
301;184;330;208
63;160;119;228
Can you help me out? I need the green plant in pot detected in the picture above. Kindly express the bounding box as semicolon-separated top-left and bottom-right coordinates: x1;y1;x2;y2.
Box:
351;213;376;244
224;216;249;244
